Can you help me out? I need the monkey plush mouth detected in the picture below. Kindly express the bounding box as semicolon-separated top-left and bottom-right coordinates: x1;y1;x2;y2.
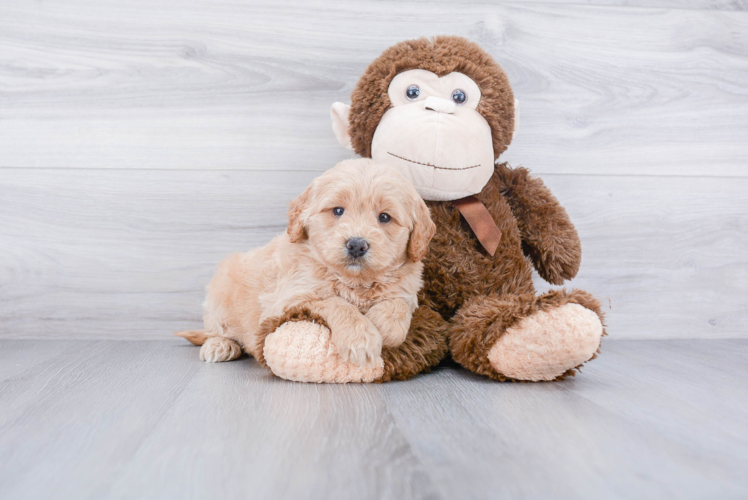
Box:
387;152;480;171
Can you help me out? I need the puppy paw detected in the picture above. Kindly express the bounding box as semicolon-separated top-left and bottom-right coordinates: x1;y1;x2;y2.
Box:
366;310;409;348
331;317;383;368
199;337;242;363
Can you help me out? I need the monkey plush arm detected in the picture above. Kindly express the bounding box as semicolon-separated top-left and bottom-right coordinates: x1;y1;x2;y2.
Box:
495;164;581;285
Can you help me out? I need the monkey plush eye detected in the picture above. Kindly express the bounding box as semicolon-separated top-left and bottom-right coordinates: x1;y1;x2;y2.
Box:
451;89;467;104
406;85;420;100
333;207;345;217
378;213;391;223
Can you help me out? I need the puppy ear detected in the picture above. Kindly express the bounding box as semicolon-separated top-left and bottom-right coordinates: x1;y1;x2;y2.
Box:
287;184;314;243
407;199;436;262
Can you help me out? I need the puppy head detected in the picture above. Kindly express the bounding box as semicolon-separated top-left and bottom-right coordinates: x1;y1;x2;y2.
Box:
287;158;435;277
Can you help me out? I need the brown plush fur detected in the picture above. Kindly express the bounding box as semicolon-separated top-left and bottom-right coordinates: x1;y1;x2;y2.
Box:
449;289;605;381
350;158;606;381
379;303;450;382
496;165;581;285
266;36;604;382
349;36;515;160
416;163;605;380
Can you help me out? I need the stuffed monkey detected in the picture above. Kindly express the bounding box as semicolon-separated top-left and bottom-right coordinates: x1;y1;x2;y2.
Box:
260;36;606;382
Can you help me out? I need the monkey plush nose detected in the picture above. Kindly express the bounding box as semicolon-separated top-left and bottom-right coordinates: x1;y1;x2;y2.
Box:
424;96;456;114
346;238;369;258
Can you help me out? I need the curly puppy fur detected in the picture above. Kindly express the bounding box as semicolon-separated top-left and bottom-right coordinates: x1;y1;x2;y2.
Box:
176;159;435;369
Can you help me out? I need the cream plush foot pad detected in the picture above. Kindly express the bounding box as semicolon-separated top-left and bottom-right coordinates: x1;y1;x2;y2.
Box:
263;321;384;383
488;303;603;381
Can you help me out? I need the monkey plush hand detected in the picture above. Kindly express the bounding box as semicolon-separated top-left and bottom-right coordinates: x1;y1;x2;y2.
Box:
261;36;606;383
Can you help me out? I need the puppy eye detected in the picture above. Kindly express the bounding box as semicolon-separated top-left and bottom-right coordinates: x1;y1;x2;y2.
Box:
451;89;467;105
332;207;345;217
378;213;391;224
406;85;420;101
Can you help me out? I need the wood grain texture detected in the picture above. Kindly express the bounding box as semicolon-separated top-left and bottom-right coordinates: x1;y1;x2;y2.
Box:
1;0;747;341
0;1;746;176
0;168;314;338
505;0;748;10
1;169;746;340
2;2;746;498
381;338;748;499
0;339;746;500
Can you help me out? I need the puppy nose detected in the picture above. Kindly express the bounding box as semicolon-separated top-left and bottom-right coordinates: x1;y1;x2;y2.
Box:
424;96;456;114
346;237;369;258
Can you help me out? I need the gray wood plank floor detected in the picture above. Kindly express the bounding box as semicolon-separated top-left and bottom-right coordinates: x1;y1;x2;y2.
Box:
0;339;746;500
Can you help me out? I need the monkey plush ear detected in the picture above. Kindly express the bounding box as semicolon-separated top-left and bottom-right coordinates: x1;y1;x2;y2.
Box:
287;184;314;243
331;102;354;151
512;99;520;141
407;200;436;263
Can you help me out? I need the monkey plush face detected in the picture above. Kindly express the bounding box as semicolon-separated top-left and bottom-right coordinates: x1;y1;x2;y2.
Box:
332;36;517;201
370;69;495;201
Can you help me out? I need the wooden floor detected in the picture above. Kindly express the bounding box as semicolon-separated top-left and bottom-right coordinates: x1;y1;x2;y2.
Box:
0;339;746;500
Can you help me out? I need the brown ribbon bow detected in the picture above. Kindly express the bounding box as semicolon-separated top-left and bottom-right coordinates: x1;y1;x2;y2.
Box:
452;196;502;256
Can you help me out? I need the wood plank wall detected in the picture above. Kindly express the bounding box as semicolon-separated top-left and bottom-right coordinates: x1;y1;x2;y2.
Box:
1;0;746;339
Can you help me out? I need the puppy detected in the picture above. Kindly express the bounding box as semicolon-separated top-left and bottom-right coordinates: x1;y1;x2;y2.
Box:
175;158;435;367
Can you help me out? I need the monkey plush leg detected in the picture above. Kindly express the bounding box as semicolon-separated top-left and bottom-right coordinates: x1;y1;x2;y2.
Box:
262;306;449;383
450;289;605;381
263;320;384;383
379;304;449;382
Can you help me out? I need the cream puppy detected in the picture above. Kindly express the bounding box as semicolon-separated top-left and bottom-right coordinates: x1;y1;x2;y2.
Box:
176;159;435;367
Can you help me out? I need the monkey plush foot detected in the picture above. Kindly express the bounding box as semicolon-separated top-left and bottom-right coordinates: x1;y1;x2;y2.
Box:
450;289;605;382
261;304;448;383
487;303;602;381
263;321;384;383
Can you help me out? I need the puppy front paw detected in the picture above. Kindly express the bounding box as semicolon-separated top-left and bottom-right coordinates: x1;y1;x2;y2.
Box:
365;301;411;348
331;317;383;368
199;336;242;363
